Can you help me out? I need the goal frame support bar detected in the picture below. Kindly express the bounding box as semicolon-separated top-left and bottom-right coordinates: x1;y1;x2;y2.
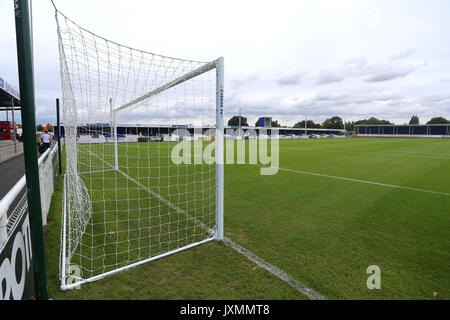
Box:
113;60;219;114
215;57;224;241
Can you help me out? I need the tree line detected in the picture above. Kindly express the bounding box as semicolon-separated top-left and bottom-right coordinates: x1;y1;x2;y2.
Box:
36;124;54;132
227;115;450;131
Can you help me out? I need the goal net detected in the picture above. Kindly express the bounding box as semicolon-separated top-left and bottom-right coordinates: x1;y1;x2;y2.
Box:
55;9;224;290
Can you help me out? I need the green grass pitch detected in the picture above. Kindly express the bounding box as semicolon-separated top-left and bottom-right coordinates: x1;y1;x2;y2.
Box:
44;137;449;299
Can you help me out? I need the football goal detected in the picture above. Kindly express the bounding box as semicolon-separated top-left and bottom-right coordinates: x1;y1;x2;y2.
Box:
55;8;224;290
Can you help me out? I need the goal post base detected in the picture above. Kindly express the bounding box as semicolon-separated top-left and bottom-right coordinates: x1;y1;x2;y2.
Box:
60;236;215;290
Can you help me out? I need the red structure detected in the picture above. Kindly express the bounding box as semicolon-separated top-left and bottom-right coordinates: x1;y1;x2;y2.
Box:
0;121;17;141
42;123;53;132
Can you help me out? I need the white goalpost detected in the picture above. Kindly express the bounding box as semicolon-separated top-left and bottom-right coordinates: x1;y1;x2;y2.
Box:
55;8;224;290
109;98;119;171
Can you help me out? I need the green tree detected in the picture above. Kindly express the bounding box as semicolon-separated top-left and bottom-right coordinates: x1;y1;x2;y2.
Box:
344;121;355;131
355;117;392;125
426;117;450;124
36;124;44;131
293;120;321;128
271;119;282;127
227;115;248;127
322;116;344;129
409;115;419;125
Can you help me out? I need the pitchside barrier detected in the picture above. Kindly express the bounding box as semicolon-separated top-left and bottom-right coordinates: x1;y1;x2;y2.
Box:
0;141;62;299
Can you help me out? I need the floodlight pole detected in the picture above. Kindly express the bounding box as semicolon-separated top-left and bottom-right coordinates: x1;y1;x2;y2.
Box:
14;0;49;300
239;107;244;138
215;57;224;241
238;107;241;138
305;115;307;135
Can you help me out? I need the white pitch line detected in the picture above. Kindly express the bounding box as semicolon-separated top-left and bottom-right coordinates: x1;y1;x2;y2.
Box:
223;237;327;300
79;145;325;299
282;147;450;160
277;167;450;197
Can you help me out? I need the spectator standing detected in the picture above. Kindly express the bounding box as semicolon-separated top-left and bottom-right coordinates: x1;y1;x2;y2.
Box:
41;130;52;153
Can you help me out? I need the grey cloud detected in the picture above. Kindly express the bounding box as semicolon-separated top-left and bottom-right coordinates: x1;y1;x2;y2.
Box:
345;56;368;67
365;66;416;82
419;93;450;106
339;54;424;84
310;89;402;106
316;71;342;84
314;90;349;101
277;73;302;86
390;48;416;61
222;87;449;127
230;75;260;89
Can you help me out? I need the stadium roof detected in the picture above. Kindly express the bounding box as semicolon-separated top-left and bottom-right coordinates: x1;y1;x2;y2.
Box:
0;75;21;110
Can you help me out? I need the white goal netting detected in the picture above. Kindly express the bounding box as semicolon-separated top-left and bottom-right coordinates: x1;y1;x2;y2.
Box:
55;9;223;289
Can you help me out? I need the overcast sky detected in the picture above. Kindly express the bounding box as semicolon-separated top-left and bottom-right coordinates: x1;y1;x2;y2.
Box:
1;0;450;126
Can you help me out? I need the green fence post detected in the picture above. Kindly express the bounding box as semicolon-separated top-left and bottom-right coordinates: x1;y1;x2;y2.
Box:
14;0;49;300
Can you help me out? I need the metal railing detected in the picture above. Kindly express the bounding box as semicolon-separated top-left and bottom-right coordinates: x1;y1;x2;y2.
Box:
0;141;61;249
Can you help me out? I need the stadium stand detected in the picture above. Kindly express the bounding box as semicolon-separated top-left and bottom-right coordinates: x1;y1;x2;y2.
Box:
55;124;346;141
356;124;450;138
